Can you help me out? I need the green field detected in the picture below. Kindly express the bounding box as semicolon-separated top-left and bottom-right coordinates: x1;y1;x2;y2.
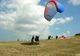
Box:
0;36;80;56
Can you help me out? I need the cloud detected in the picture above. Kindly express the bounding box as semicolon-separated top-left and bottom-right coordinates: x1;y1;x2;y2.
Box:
0;0;50;39
49;17;73;25
0;0;73;40
68;0;80;6
0;12;16;30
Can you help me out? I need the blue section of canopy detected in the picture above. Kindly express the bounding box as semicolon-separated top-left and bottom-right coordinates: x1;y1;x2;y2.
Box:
56;1;64;13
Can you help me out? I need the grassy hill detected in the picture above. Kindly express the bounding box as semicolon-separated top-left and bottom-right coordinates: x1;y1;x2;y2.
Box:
0;36;80;56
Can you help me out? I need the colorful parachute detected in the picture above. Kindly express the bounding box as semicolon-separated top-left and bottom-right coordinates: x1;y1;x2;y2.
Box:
44;0;64;21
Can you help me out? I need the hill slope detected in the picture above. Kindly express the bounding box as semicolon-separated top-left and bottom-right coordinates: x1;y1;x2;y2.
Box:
0;36;80;56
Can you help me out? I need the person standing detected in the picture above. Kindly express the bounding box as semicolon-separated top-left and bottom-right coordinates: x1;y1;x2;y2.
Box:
31;35;34;43
56;35;58;39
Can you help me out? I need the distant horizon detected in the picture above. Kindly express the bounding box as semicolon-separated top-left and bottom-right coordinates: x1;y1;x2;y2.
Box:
0;34;74;41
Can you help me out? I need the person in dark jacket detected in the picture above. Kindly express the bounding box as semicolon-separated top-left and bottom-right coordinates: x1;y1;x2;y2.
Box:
31;35;34;43
35;35;39;42
56;35;58;39
48;35;51;40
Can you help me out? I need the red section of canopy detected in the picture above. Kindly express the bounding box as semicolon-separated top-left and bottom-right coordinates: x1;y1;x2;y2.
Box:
44;0;58;15
49;0;56;1
49;0;58;10
44;6;48;15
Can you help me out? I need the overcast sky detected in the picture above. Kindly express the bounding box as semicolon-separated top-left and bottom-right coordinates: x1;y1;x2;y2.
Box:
0;0;80;41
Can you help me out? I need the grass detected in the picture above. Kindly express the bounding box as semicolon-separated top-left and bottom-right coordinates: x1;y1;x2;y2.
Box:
0;36;80;56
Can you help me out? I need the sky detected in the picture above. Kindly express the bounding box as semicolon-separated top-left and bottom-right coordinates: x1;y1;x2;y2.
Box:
0;0;80;41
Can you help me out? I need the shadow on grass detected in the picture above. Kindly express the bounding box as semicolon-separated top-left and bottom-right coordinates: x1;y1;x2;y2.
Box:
20;42;39;45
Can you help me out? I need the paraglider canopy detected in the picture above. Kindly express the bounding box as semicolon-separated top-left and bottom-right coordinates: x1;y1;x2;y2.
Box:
44;0;64;21
44;1;57;21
